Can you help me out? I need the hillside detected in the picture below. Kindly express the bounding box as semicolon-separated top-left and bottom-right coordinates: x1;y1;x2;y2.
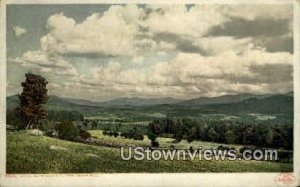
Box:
99;97;182;106
7;95;98;113
202;95;293;114
7;92;293;116
178;93;272;106
7;131;293;173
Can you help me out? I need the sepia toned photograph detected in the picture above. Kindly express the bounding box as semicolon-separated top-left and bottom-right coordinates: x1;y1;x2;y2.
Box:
0;0;299;186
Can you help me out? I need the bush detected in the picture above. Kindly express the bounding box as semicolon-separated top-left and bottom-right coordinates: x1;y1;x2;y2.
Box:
45;130;58;138
108;131;114;136
151;141;159;148
120;132;128;138
80;129;91;140
218;145;235;151
277;151;293;163
133;133;144;141
38;120;55;133
113;131;119;137
55;121;79;141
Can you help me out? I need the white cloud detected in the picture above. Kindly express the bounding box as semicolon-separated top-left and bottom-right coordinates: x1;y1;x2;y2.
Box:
73;48;292;99
10;50;78;77
151;49;292;86
8;4;294;100
193;37;252;55
158;41;176;51
143;5;229;38
132;56;144;65
39;4;292;58
12;26;27;37
224;4;293;21
41;5;145;57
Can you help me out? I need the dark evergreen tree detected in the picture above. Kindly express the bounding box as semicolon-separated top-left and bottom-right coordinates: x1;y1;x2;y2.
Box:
16;72;48;129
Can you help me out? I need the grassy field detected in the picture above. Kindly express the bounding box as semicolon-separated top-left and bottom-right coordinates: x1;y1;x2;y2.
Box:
89;130;243;150
7;131;293;173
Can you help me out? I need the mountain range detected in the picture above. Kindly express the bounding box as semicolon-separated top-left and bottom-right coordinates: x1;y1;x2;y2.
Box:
7;91;293;115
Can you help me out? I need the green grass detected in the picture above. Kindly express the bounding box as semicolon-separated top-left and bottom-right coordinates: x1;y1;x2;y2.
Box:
89;130;243;150
7;131;293;173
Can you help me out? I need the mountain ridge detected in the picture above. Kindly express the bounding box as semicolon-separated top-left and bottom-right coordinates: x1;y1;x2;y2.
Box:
7;91;294;108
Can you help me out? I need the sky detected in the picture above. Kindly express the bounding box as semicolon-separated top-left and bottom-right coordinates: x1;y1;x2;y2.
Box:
7;4;294;101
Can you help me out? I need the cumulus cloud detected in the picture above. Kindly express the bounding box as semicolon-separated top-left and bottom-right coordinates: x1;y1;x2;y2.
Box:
38;4;293;58
40;5;146;57
73;47;292;99
9;50;78;76
207;18;291;38
143;5;229;38
224;4;293;21
7;4;294;100
12;26;27;37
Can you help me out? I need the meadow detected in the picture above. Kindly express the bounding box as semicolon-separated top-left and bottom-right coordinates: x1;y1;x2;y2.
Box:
89;130;243;150
7;131;293;173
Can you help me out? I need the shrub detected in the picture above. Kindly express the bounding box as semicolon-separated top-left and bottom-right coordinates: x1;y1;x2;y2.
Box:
108;131;114;136
38;120;55;133
133;133;144;141
189;146;194;152
55;121;79;141
113;131;119;137
151;141;159;148
45;130;58;138
80;129;91;140
217;145;236;151
120;132;127;138
278;151;293;163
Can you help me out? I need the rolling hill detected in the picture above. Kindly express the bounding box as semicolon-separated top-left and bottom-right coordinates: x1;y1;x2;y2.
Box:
7;92;293;115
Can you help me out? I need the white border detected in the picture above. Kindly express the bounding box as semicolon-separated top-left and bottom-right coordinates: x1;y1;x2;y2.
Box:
0;0;299;187
3;0;296;4
293;0;300;182
0;0;7;179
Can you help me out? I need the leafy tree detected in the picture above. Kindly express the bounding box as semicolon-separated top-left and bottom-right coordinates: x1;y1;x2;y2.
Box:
16;72;48;129
264;129;274;147
55;121;79;141
147;131;159;147
147;131;157;142
242;125;255;145
187;127;197;143
207;127;217;142
148;120;161;135
286;126;293;150
224;130;235;144
173;119;184;142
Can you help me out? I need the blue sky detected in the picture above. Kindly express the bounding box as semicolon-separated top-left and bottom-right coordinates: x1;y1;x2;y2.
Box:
7;4;293;101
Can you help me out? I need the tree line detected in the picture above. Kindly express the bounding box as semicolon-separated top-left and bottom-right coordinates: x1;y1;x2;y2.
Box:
147;117;293;150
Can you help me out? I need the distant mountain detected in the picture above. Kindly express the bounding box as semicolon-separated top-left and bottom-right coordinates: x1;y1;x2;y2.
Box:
7;95;97;112
98;97;182;106
204;94;293;114
284;91;294;97
63;97;101;106
178;93;272;106
6;92;293;115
